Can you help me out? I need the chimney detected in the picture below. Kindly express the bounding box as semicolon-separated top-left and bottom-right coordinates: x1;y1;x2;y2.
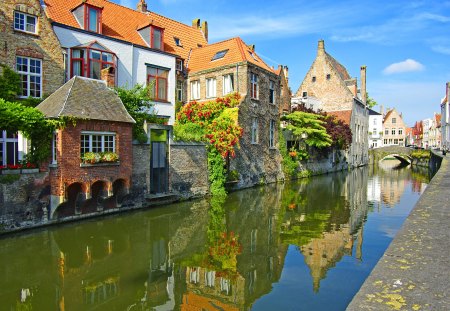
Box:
380;104;384;116
247;44;255;52
136;0;147;12
101;67;115;87
201;20;208;42
283;65;289;81
318;39;325;56
192;18;200;30
360;65;367;104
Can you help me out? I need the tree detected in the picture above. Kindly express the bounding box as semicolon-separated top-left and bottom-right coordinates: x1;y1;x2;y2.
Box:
366;92;377;109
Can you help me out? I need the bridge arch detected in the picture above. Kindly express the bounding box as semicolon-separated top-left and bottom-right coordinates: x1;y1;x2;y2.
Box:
369;146;413;166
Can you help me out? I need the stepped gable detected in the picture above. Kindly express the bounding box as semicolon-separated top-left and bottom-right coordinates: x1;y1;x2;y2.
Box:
187;37;275;74
43;0;207;59
37;76;135;123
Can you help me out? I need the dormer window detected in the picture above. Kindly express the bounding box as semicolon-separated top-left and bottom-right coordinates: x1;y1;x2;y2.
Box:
14;11;37;34
86;6;101;33
151;26;164;50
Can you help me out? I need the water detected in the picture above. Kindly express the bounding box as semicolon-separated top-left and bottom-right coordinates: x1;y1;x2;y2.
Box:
0;162;429;310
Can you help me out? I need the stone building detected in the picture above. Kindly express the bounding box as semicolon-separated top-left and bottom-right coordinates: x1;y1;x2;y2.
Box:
293;40;369;167
37;76;135;218
0;0;65;166
382;108;407;147
441;82;450;149
186;37;284;187
42;0;208;125
276;65;291;114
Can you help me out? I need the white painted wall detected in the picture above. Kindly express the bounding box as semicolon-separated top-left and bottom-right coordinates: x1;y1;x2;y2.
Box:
368;113;383;148
54;26;176;124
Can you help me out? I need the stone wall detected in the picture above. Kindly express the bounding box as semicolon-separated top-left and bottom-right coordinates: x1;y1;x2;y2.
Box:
0;0;65;96
300;148;349;175
169;142;209;198
0;172;50;231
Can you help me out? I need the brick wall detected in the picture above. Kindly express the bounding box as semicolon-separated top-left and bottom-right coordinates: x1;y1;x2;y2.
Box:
0;0;65;96
50;120;133;197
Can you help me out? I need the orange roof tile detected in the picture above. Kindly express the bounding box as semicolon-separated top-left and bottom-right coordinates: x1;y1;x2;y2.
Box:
187;37;275;74
43;0;207;59
328;110;352;125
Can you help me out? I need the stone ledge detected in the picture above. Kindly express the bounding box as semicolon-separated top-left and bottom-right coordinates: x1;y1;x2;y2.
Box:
80;162;120;168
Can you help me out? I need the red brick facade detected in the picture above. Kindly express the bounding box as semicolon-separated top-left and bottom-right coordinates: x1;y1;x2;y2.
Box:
50;120;133;198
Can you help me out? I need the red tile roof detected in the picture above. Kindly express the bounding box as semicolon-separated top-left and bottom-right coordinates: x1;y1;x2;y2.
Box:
328;110;352;125
187;37;275;74
43;0;207;59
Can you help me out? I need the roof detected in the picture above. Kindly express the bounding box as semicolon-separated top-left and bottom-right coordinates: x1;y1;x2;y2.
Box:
328;110;352;125
187;37;275;74
37;76;135;123
325;52;351;81
368;108;382;116
43;0;208;60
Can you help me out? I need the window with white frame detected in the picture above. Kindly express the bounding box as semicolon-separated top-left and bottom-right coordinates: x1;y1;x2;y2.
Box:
190;80;200;100
80;132;115;156
0;131;19;165
385;129;389;135
176;80;183;102
391;128;396;135
398;128;403;135
269;120;275;148
14;11;37;34
250;73;259;99
251;117;258;144
16;56;42;98
206;77;216;98
223;74;234;95
176;59;183;71
269;80;275;104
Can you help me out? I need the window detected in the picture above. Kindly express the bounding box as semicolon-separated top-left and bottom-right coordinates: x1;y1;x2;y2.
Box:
52;131;57;164
250;73;259;99
373;128;377;134
373;119;377;125
190;80;200;100
391;128;396;135
394;139;398;145
151;27;164;50
176;80;183;102
223;74;234;95
71;45;116;80
269;80;275;104
385;129;389;135
251;117;258;144
0;131;19;166
147;67;169;101
312;76;316;82
326;74;331;80
84;6;101;33
206;78;216;98
212;49;228;61
392;118;396;124
14;11;37;34
384;139;387;144
16;56;42;98
398;129;403;135
302;91;307;97
269;120;275;148
80;132;115;156
174;37;182;47
176;59;183;71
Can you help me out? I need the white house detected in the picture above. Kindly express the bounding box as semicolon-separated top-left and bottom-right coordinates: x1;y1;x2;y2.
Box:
441;82;450;149
368;108;383;148
43;0;208;125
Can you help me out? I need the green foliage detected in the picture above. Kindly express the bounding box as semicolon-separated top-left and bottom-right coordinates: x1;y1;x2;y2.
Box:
366;92;377;109
0;65;21;102
114;84;156;143
282;111;332;149
0;98;62;163
174;93;243;196
279;129;299;178
411;149;431;159
81;151;119;164
226;169;239;182
0;174;21;184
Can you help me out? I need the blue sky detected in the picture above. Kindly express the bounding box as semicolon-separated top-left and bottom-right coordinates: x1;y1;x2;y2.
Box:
114;0;450;126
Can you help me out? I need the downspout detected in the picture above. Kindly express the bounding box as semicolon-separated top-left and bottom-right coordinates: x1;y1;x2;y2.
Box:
236;64;239;93
131;43;135;86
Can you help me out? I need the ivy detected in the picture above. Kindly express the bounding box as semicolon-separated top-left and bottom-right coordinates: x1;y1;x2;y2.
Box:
174;93;243;196
0;65;21;102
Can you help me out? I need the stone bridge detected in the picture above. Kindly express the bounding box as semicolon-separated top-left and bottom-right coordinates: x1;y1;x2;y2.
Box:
368;146;413;165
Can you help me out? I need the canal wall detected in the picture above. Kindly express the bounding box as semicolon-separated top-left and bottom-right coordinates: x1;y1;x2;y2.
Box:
347;152;449;311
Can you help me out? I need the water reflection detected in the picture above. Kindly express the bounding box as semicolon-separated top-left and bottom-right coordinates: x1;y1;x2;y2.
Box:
0;166;429;310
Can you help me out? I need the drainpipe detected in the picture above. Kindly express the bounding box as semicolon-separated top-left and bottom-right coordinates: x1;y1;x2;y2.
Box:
131;43;135;86
236;64;239;93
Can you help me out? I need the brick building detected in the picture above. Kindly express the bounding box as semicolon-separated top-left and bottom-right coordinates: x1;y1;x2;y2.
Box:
0;0;65;166
276;65;291;114
37;76;135;218
293;40;369;167
412;121;423;148
186;37;284;187
382;108;406;147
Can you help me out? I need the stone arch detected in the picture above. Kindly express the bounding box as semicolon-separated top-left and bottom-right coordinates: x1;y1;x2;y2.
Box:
112;178;129;208
54;182;86;219
83;180;110;214
380;154;411;165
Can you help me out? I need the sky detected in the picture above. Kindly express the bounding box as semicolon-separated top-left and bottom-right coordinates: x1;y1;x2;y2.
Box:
113;0;450;126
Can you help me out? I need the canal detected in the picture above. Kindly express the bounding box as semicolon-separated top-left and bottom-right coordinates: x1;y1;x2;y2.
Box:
0;162;430;310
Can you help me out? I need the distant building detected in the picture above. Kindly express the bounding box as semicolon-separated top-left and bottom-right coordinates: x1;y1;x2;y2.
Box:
293;40;369;167
428;113;441;149
368;108;383;148
412;121;423;148
405;127;414;146
382;108;406;146
422;118;432;149
441;82;450;149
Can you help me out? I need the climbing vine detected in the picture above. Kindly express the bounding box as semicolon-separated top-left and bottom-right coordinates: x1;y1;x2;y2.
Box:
174;93;243;196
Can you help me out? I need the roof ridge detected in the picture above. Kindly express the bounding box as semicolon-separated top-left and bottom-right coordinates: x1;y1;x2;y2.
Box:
57;76;77;117
235;37;247;63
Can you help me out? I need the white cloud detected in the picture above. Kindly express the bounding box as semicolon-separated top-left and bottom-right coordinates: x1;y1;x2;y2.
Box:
383;59;425;75
432;45;450;55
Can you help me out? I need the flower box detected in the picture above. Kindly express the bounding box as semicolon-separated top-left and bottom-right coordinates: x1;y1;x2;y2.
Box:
1;169;21;175
80;162;120;168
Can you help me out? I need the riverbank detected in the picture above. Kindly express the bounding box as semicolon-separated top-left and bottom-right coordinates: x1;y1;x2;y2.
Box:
347;154;450;310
